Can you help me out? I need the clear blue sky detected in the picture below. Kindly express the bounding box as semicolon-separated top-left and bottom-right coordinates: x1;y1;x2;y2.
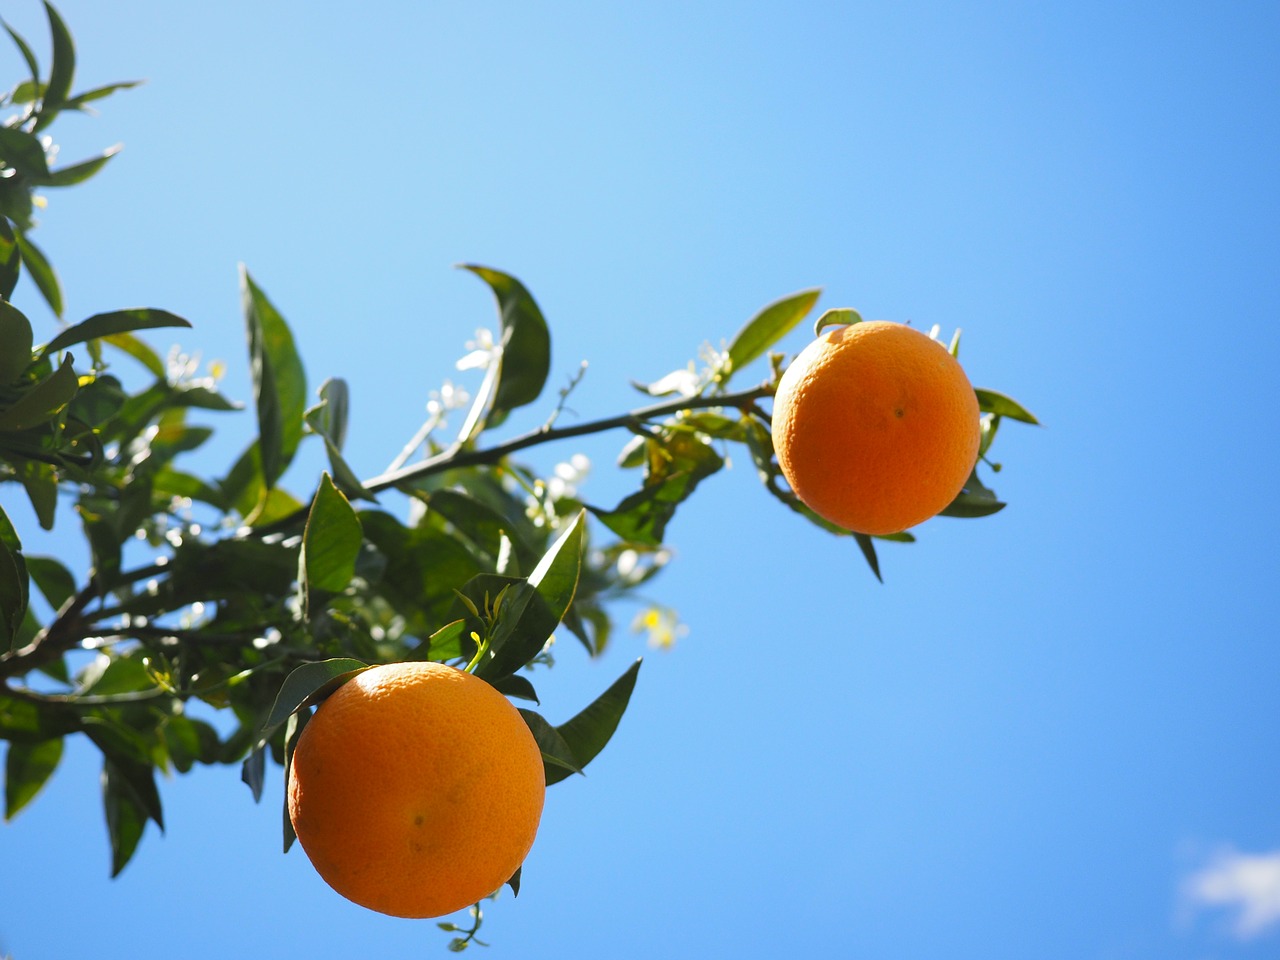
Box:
2;1;1278;957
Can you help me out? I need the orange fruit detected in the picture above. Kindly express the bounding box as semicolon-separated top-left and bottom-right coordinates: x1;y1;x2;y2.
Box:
287;661;546;919
770;320;981;536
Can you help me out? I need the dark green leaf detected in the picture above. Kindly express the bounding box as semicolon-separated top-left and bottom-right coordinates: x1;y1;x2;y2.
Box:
0;126;50;179
5;737;63;820
240;746;266;803
39;144;120;187
975;388;1039;425
0;353;78;431
101;759;149;876
41;308;191;356
24;554;73;610
0;301;33;383
301;473;363;602
281;708;309;852
726;288;821;376
507;864;521;897
14;232;61;317
258;658;369;744
853;533;883;583
427;488;535;574
304;380;372;501
0;217;20;302
493;673;538;703
518;709;581;778
33;1;75;132
939;491;1007;519
544;658;641;786
0;506;28;651
242;266;306;489
459;265;551;430
20;460;57;530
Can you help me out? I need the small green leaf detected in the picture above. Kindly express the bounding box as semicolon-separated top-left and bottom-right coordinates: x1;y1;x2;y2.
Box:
853;532;883;583
242;266;307;489
33;1;75;132
24;554;73;610
493;673;539;703
304;380;372;501
458;265;551;434
14;232;61;317
1;19;41;104
814;307;863;337
300;473;363;609
0;353;78;431
975;388;1039;425
102;761;148;876
544;659;641;786
938;491;1007;519
0;506;28;651
5;737;64;820
64;79;143;111
0;217;20;302
0;301;33;383
258;658;369;744
39;144;120;188
726;288;822;376
102;331;165;376
41;307;192;356
281;708;309;852
240;746;266;803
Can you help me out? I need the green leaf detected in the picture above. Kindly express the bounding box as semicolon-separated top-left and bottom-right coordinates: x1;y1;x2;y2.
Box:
242;266;306;489
544;659;641;787
0;353;78;431
458;265;551;433
24;554;74;610
475;511;585;682
102;331;165;376
5;737;63;820
0;301;33;383
726;288;821;376
413;618;469;661
20;460;57;530
814;307;863;337
0;506;29;652
427;488;536;574
975;388;1039;425
281;708;309;852
33;1;75;132
0;217;20;302
40;307;192;356
39;144;120;187
101;758;150;876
1;19;41;105
14;232;61;317
853;533;883;583
939;490;1007;519
494;673;539;703
304;379;372;501
64;79;143;111
518;709;582;778
0;126;50;179
300;472;363;604
257;658;369;745
240;746;266;803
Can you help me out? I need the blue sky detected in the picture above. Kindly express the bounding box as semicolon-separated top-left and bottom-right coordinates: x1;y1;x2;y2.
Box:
2;1;1279;957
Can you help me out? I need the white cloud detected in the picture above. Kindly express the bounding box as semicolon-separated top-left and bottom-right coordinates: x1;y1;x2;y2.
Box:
1184;847;1280;939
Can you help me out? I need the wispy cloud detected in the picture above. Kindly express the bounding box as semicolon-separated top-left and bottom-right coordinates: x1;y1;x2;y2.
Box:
1184;847;1280;939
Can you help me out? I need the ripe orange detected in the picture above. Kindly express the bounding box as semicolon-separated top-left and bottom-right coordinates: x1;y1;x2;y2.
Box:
770;320;981;536
287;661;546;919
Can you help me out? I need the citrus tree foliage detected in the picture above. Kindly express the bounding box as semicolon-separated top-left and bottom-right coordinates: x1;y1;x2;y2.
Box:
0;2;1037;901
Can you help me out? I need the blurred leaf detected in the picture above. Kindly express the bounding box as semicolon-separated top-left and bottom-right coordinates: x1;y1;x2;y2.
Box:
939;480;1007;519
20;460;57;530
726;288;821;376
1;19;41;103
14;232;61;317
41;308;191;355
544;658;641;786
33;1;75;132
459;265;551;432
24;554;73;610
240;746;265;803
0;126;50;179
101;759;150;876
241;267;306;489
64;79;143;111
102;331;165;376
0;301;33;383
0;217;20;302
0;506;29;651
257;658;368;745
0;353;78;431
814;307;863;337
975;388;1039;425
301;473;363;602
518;709;582;778
39;143;120;187
4;737;63;820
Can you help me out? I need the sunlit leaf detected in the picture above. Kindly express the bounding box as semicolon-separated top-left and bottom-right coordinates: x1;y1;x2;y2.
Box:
14;232;61;317
41;307;192;356
241;266;306;489
39;144;120;187
0;353;78;431
33;1;75;131
975;388;1039;425
0;126;50;179
301;472;363;603
726;288;821;377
